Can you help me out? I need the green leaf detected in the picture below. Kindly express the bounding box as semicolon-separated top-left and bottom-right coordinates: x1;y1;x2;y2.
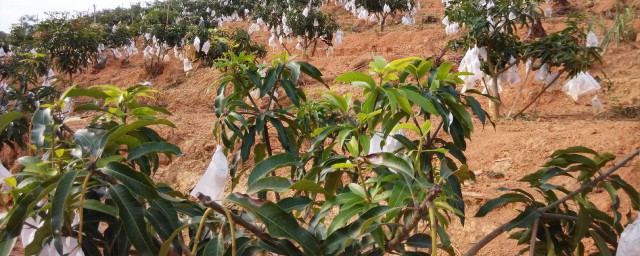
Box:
31;108;54;150
159;222;200;256
0;237;16;256
365;153;414;177
290;179;327;195
436;62;453;80
247;177;293;194
126;142;184;161
102;162;158;198
299;61;325;85
51;170;81;254
80;199;118;217
227;193;321;256
475;193;532;217
335;71;376;89
589;230;613;256
202;236;224;256
550;146;598;157
277;196;312;212
248;153;298;187
324;206;396;254
99;119;175;153
63;87;110;99
108;184;159;256
407;233;432;248
400;88;437;115
0;112;23;132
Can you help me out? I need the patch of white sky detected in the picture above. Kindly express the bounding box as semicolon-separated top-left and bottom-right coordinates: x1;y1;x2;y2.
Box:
0;0;156;32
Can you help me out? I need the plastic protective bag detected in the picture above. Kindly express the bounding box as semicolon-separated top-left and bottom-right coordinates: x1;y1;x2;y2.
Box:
21;215;84;256
458;46;486;92
268;33;277;49
0;162;12;192
334;30;344;45
190;145;228;201
534;63;549;82
383;4;391;13
183;59;192;72
591;95;604;115
201;40;211;54
506;56;521;86
545;72;561;92
587;31;599;47
562;71;601;101
0;48;5;58
369;130;404;154
111;48;121;59
302;7;310;17
617;213;640;256
248;23;260;34
193;36;201;52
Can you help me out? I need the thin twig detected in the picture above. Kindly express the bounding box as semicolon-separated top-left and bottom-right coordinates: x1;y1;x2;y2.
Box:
528;217;540;256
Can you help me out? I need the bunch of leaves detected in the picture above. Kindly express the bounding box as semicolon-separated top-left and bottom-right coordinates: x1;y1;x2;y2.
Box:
446;1;603;118
34;13;104;81
190;27;266;67
0;52;56;152
0;84;211;256
354;0;413;31
285;7;339;54
475;146;640;255
252;0;339;54
4;15;40;52
594;6;637;53
212;52;492;255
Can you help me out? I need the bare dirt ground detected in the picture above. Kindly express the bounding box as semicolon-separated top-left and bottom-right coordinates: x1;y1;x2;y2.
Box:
5;0;640;255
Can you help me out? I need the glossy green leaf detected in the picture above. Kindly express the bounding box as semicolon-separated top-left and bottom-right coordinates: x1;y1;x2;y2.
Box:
126;142;184;161
108;184;159;256
248;153;298;187
227;193;321;256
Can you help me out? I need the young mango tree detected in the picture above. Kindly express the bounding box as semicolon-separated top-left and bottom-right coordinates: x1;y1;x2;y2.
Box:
445;0;602;119
211;51;492;255
35;13;104;84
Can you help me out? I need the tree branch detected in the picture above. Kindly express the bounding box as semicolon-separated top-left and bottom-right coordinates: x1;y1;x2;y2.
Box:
385;185;442;252
464;147;640;256
196;193;278;242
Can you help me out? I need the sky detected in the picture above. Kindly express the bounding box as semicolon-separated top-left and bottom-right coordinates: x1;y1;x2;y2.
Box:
0;0;149;32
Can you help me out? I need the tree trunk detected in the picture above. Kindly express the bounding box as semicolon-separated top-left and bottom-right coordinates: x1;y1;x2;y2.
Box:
489;76;501;119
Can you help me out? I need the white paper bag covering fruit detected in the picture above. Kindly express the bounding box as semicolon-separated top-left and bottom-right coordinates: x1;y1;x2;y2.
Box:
617;213;640;256
562;71;601;101
190;145;228;201
183;59;193;72
0;162;12;192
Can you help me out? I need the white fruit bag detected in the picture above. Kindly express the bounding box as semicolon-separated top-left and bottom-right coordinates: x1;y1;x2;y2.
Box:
617;213;640;256
193;37;201;52
534;63;549;82
591;95;604;115
190;145;228;201
201;40;211;54
183;59;193;72
562;71;601;101
1;162;12;192
586;31;599;47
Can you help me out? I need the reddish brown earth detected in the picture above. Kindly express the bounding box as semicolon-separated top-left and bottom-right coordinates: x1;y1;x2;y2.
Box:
5;0;640;255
